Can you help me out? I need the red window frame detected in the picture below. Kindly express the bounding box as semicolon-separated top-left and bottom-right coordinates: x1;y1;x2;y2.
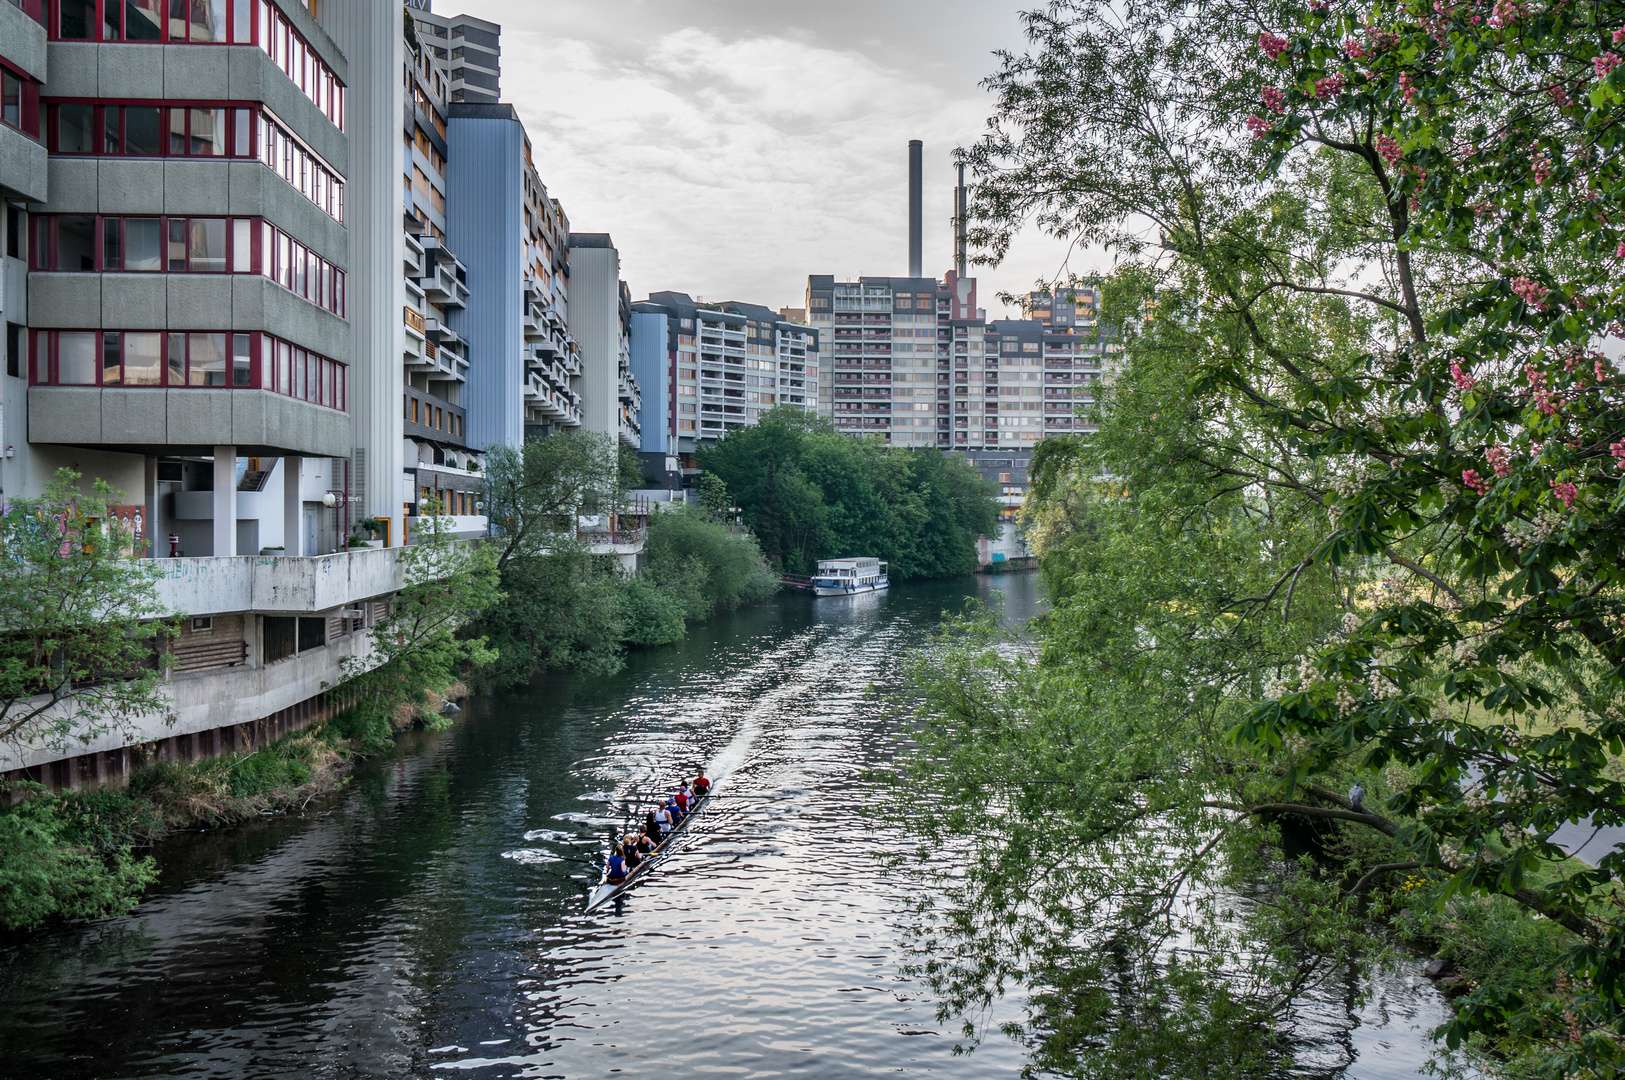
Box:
30;328;347;410
42;100;257;157
0;62;43;139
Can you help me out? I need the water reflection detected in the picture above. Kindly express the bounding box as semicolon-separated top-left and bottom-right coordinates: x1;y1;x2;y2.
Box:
0;573;1454;1078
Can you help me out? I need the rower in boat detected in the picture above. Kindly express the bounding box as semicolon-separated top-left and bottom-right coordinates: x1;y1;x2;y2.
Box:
622;834;644;870
692;770;711;798
674;783;690;814
605;845;628;885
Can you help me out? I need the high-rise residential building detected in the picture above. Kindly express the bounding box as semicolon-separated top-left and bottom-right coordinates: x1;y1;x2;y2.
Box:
567;233;640;449
406;5;500;106
805;273;1115;453
446;103;581;448
0;0;440;788
401;30;481;524
628;291;818;474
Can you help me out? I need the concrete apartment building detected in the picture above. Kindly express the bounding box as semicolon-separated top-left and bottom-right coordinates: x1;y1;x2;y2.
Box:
628;291;817;482
567;233;640;449
407;6;499;106
446;103;581;448
400;25;482;525
0;0;490;789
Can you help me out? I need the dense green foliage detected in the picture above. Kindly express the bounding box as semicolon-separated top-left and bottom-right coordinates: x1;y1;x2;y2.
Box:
479;539;629;685
0;469;178;771
337;503;500;752
884;0;1625;1074
0;725;359;932
697;407;1000;577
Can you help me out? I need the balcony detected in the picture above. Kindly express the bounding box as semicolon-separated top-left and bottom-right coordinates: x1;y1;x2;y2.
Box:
154;547;407;618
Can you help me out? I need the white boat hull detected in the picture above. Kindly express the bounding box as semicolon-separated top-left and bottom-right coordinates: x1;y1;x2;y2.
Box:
811;580;889;598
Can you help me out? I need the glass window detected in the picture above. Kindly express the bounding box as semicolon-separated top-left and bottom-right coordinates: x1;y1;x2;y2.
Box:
232;219;250;272
103;217;121;270
58;332;97;384
167;333;185;385
190;108;223;156
169;107;186;155
168;218;187;271
102;106;121;152
232;108;249;156
4;71;23;129
126;0;163;40
167;0;187;40
59;0;94;38
57;104;94;152
232;333;251;386
189;218;225;272
124;332;162;385
189;0;225;41
102;332;121;385
125;105;162;154
125;218;161;271
231;0;249;42
57;216;96;271
189;332;226;386
276;340;289;393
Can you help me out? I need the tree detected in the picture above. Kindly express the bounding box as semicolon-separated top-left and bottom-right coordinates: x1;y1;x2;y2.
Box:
477;538;627;686
482;430;623;572
335;500;500;748
887;0;1625;1072
695;472;732;521
698;407;1000;577
0;469;177;771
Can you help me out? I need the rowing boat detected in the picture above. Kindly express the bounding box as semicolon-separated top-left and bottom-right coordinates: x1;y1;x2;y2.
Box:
584;792;710;913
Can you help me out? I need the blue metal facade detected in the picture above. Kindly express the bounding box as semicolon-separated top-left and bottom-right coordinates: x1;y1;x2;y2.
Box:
628;311;671;455
446;110;524;450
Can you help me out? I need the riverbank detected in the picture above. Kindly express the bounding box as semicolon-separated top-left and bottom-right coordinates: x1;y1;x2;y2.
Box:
0;681;468;934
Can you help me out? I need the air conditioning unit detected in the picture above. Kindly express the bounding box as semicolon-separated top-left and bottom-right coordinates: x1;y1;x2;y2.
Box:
340;609;366;619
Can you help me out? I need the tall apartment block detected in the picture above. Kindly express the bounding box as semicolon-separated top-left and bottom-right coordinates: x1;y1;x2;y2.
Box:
445;103;581;447
0;0;444;789
627;291;818;478
567;233;640;449
401;29;481;523
405;3;499;106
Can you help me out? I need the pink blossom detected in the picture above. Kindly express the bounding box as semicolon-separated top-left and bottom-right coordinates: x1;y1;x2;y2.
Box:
1309;0;1328;10
1463;470;1489;494
1450;360;1477;391
1486;445;1512;477
1595;52;1622;79
1488;0;1524;28
1617;241;1625;259
1548;83;1572;107
1374;133;1403;166
1261;86;1287;114
1531;149;1553;185
1259;32;1291;59
1511;276;1548;309
1614;28;1625;43
1598;358;1614;381
1246;115;1275;138
1551;480;1579;510
1343;37;1369;59
1400;72;1419;104
1533;391;1560;416
1611;440;1625;468
1315;73;1347;99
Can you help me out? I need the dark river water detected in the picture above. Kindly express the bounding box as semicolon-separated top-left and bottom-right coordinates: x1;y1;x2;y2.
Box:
0;573;1458;1078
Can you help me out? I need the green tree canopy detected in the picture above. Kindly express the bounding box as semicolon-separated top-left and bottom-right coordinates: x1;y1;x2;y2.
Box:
698;407;1000;577
0;469;177;771
886;0;1625;1073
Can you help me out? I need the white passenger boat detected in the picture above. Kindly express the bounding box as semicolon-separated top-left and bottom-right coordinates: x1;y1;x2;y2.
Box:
809;557;889;597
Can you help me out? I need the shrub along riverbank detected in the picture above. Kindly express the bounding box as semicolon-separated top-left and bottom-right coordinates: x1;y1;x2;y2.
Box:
0;681;465;933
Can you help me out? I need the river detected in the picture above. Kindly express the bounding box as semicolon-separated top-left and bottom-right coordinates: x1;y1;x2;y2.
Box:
0;573;1458;1078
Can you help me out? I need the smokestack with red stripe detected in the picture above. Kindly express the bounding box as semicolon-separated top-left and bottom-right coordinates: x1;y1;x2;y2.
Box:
908;139;923;278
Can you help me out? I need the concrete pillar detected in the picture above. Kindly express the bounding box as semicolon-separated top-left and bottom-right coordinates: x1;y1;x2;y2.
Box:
142;455;158;558
212;445;236;557
282;455;302;556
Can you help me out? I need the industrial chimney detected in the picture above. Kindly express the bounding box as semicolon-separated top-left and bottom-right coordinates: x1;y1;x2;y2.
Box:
954;162;968;274
908;140;923;277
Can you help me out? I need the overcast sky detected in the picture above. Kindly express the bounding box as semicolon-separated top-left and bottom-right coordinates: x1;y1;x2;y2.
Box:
437;0;1082;317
